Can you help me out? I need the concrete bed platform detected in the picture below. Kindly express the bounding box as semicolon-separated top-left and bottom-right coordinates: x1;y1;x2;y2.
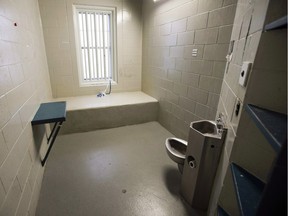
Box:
51;92;158;134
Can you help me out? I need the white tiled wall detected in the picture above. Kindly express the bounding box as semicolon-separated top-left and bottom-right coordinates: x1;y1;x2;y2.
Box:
209;0;275;214
39;0;143;98
245;0;287;113
0;0;52;215
215;0;270;185
142;0;237;139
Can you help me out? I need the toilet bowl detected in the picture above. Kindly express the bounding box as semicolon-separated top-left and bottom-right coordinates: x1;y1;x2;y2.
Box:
165;137;188;173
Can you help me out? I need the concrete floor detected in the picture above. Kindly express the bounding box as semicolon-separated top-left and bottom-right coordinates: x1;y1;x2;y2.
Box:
36;122;203;216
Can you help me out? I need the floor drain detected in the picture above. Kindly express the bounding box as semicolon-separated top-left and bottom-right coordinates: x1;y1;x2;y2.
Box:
122;189;127;193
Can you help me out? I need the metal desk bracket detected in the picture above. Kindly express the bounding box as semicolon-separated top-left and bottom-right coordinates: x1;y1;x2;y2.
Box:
31;102;66;166
41;121;63;166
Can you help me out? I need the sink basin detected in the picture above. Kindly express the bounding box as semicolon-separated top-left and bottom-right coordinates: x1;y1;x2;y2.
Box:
191;120;218;136
181;120;227;210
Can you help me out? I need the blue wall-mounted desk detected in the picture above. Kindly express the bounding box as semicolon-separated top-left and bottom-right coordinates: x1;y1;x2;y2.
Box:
231;163;265;216
245;104;287;153
32;101;66;125
32;101;66;166
264;15;287;31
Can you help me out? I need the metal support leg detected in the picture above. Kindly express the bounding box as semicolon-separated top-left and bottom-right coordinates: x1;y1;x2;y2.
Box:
47;122;58;144
41;121;63;166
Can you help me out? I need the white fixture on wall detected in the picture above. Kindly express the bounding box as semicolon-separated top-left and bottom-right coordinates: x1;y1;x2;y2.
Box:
239;61;252;87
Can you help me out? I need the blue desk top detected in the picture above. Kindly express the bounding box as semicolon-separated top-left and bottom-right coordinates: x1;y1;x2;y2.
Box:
245;104;287;153
231;163;265;216
31;101;66;125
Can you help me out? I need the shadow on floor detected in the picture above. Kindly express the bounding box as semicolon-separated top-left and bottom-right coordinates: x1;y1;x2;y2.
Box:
163;166;207;216
163;166;181;196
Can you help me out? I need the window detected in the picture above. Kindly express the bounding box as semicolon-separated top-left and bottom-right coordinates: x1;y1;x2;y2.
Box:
73;5;117;86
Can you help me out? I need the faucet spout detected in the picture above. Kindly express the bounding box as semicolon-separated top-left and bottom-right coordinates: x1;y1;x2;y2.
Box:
216;113;225;133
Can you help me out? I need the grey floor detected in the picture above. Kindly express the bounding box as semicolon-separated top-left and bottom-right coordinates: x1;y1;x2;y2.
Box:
36;122;203;216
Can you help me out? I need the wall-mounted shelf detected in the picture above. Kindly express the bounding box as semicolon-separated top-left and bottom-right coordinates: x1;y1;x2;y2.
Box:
231;163;265;216
245;104;287;153
264;15;287;31
32;101;66;125
217;205;229;216
32;101;66;166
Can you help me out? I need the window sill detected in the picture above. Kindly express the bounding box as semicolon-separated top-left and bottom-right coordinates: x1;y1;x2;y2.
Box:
79;80;117;88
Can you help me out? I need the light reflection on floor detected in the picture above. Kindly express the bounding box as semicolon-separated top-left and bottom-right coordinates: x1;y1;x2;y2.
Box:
36;122;203;216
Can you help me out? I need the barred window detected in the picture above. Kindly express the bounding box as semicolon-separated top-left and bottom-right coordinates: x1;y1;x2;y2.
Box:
73;5;117;86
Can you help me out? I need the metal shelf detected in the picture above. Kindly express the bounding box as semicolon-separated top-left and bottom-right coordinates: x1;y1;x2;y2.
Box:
217;205;229;216
32;101;66;166
264;15;287;31
32;101;66;125
245;104;287;153
231;163;265;216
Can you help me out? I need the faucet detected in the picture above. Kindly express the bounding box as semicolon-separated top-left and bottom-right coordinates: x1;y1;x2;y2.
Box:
216;113;225;133
96;79;112;97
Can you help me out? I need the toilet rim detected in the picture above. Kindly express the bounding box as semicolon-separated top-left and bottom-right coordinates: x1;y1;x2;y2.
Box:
165;137;188;160
165;137;188;146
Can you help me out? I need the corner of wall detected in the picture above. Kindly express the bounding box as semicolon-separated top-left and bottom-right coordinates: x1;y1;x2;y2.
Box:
209;0;284;214
0;0;53;215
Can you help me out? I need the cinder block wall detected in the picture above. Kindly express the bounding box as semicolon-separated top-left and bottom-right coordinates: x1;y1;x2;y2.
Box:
0;0;52;215
212;0;287;214
142;0;237;139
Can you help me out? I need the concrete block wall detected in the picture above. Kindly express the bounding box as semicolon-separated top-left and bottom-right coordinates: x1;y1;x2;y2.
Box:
142;0;237;139
209;0;279;214
245;0;287;113
0;0;52;215
39;0;143;98
212;0;270;194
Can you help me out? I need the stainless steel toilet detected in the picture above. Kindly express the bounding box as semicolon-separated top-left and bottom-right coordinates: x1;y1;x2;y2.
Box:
165;137;187;173
165;117;228;211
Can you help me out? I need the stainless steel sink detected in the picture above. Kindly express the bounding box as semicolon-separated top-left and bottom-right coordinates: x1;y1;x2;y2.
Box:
191;120;218;136
181;119;227;210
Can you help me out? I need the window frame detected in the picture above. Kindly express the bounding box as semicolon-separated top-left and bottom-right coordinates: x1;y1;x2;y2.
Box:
73;4;118;87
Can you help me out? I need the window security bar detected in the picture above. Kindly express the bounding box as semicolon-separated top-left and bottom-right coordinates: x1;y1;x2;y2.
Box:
78;11;113;82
